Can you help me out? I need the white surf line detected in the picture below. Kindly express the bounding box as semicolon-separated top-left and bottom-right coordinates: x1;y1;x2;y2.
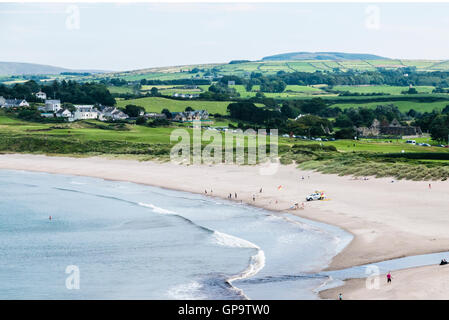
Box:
212;231;266;300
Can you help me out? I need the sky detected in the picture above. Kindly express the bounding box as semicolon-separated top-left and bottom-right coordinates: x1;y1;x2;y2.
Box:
1;2;449;71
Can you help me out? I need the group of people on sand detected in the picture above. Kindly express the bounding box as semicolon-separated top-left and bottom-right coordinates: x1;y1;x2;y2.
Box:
440;259;448;265
227;192;238;199
204;187;264;203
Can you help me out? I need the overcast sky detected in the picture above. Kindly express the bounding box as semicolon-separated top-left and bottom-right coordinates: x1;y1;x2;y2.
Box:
1;2;449;71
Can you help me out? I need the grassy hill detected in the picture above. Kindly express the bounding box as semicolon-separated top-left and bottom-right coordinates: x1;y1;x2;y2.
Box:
95;59;449;83
0;61;108;76
262;51;388;61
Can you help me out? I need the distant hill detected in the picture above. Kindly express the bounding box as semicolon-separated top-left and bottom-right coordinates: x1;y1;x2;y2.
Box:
262;52;388;61
0;62;107;75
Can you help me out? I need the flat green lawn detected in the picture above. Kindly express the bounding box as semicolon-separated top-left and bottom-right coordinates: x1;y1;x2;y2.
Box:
332;85;435;95
278;136;449;154
116;96;233;114
331;100;449;113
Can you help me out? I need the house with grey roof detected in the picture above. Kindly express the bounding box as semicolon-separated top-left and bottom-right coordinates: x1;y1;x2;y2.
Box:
72;105;98;121
97;106;129;121
2;99;29;108
171;110;209;122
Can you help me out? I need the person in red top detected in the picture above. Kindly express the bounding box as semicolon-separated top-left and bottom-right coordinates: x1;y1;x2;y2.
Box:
387;272;392;283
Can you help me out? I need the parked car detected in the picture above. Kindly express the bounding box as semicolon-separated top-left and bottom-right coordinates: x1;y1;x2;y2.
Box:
405;140;416;144
306;191;325;201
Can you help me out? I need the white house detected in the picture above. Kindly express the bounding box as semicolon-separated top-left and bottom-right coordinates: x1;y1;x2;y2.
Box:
35;91;47;100
0;96;5;107
55;109;73;119
2;99;29;108
72;105;98;120
39;99;61;112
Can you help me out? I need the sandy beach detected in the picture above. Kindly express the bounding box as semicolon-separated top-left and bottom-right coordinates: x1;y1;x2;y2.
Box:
320;264;449;300
1;153;449;299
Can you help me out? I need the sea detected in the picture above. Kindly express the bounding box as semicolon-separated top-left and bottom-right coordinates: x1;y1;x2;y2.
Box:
2;169;445;300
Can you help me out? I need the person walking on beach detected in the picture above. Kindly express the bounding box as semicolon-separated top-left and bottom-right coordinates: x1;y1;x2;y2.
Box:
260;187;263;193
429;183;432;189
252;194;256;201
235;192;237;199
338;293;342;300
387;272;392;283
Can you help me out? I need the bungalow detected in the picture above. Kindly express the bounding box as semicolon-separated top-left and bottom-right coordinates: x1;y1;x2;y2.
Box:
72;105;98;121
97;106;129;121
35;91;47;100
39;99;61;112
2;99;29;108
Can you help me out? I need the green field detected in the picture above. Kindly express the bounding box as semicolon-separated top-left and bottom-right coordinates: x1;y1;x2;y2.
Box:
227;84;331;99
107;86;135;94
53;58;449;85
116;96;233;114
331;85;435;95
331;100;449;113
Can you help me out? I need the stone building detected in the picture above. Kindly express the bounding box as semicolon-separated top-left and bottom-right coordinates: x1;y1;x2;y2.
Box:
356;118;422;137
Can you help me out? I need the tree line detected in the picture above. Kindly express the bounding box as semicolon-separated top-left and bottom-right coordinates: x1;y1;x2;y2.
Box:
0;80;115;106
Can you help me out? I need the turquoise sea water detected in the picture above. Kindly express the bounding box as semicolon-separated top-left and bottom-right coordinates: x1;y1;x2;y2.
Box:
0;169;353;299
